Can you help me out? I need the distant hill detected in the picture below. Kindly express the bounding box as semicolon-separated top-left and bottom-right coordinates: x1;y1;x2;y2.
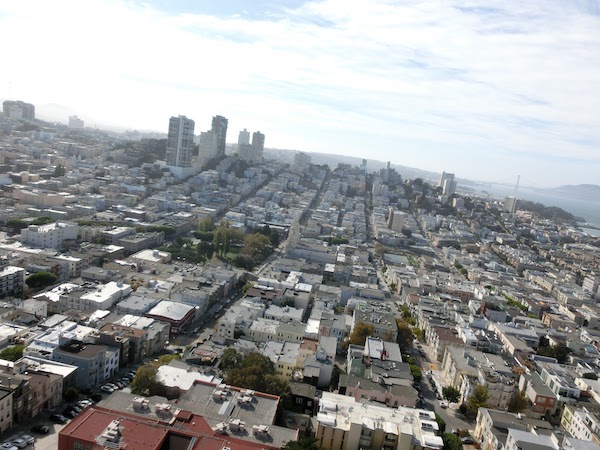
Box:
263;148;438;181
553;184;600;201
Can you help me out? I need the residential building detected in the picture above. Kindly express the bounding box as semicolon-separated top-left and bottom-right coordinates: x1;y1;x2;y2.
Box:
68;115;84;129
251;131;265;162
166;115;195;168
0;389;12;433
212;115;228;158
21;221;79;249
53;341;120;389
504;196;519;213
518;372;557;418
145;300;195;334
0;266;25;298
315;392;443;450
2;100;35;120
474;408;553;450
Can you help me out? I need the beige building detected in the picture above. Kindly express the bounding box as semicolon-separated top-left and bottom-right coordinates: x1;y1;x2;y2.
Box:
315;392;443;450
0;390;12;433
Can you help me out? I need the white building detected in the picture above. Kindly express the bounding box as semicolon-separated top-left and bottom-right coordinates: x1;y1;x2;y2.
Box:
166;115;195;168
21;221;78;249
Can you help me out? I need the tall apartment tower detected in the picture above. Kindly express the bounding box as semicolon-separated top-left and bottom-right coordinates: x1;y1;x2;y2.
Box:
2;100;35;120
439;171;457;195
166;115;195;167
504;196;519;213
211;115;228;158
251;131;265;162
69;115;84;129
238;128;250;147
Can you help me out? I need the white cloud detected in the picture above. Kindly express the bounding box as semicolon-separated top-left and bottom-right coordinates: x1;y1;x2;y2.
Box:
0;0;599;184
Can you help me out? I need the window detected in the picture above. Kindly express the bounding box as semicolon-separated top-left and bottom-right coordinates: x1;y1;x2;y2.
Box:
74;442;85;450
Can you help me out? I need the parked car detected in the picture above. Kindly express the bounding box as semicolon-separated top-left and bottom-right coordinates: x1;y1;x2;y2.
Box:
30;425;50;435
101;385;114;393
50;414;68;424
114;381;125;389
78;399;93;408
90;393;103;403
0;444;18;450
6;438;27;449
62;409;78;419
439;400;448;409
461;437;475;445
18;435;34;445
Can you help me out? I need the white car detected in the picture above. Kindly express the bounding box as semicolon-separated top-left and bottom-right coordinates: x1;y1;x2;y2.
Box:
0;444;18;450
101;384;115;393
19;435;34;445
439;400;448;409
7;439;26;449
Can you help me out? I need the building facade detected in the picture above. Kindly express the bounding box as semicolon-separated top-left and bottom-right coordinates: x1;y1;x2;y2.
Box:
166;115;195;168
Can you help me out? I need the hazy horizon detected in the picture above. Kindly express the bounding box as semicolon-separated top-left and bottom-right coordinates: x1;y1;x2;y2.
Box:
1;0;600;186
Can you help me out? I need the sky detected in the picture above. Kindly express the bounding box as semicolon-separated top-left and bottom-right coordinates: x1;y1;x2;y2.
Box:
1;0;599;187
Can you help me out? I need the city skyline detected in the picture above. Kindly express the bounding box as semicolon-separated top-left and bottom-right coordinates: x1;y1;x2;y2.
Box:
1;0;599;186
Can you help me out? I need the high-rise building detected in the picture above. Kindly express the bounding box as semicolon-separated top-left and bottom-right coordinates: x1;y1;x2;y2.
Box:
166;115;195;168
211;115;228;158
238;128;250;148
439;171;457;195
198;130;216;165
293;152;311;173
68;115;84;129
251;131;265;162
504;196;519;213
2;100;35;120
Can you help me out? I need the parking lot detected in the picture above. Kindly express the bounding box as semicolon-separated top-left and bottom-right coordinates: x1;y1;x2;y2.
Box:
0;416;67;450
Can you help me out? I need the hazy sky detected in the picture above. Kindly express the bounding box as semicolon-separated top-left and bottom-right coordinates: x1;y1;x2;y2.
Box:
1;0;599;187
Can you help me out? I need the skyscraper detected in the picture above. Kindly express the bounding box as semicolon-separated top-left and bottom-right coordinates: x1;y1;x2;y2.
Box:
211;115;228;158
166;115;195;167
504;196;519;213
238;128;250;147
251;131;265;162
438;171;457;195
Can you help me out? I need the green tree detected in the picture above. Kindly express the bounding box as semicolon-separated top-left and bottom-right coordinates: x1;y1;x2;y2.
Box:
435;414;446;435
243;233;271;258
346;322;375;347
198;217;214;232
282;437;323;450
130;364;166;397
25;272;58;289
31;216;54;225
442;386;461;404
220;348;243;371
395;319;413;350
0;345;25;361
6;218;27;232
63;387;79;403
507;390;528;413
225;353;290;398
53;164;66;177
537;344;572;364
467;384;489;416
409;364;421;381
442;432;463;450
197;241;214;260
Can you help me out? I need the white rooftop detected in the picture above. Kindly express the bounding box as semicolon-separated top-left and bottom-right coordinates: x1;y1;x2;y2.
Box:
147;300;195;321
